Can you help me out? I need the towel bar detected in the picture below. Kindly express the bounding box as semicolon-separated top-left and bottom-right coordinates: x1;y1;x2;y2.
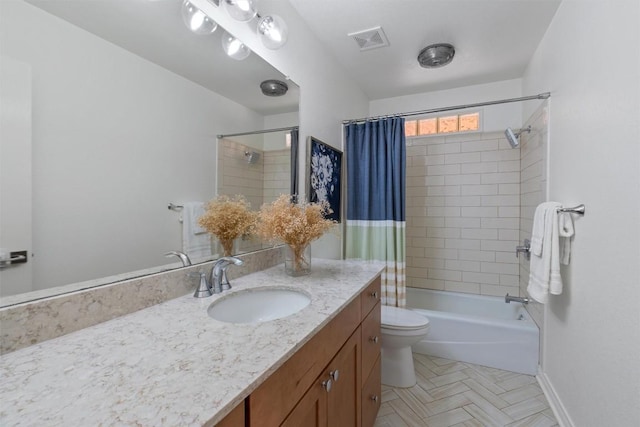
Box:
557;204;585;215
168;203;184;211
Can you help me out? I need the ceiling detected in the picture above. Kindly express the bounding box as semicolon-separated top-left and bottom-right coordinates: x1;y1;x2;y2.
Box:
288;0;561;100
24;0;561;108
25;0;299;115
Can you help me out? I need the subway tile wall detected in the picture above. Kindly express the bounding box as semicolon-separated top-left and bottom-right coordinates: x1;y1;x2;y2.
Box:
263;149;291;204
218;138;265;209
218;138;265;254
406;131;521;296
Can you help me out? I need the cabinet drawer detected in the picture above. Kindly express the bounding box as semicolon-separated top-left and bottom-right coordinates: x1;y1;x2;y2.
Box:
360;276;381;319
361;301;381;385
361;356;381;427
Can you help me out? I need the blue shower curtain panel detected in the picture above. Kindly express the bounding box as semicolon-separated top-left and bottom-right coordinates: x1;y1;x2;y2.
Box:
345;117;407;307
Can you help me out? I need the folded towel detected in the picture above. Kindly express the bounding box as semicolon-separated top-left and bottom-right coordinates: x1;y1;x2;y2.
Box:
182;202;211;259
558;211;574;265
527;202;563;303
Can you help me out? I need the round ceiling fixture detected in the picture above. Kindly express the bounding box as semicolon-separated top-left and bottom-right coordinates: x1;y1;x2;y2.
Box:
260;79;288;97
417;43;455;68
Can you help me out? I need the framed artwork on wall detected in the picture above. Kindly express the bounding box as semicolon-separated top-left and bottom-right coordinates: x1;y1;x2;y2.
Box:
308;136;342;222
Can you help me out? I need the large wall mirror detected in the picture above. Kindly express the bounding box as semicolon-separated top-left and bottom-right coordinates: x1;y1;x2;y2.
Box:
0;0;300;304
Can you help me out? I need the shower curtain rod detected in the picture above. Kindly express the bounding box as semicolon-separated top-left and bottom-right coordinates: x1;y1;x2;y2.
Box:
342;92;551;124
217;125;298;139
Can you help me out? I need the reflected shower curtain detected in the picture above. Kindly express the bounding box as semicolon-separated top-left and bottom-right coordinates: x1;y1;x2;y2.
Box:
345;118;406;307
289;128;299;199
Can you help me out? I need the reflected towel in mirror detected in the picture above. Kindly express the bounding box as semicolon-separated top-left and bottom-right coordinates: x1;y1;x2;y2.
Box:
182;202;211;259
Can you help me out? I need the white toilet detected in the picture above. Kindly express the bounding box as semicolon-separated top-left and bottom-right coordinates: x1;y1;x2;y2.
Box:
381;305;431;388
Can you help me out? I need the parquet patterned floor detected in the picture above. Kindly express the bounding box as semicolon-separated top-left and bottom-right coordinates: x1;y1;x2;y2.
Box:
375;353;558;427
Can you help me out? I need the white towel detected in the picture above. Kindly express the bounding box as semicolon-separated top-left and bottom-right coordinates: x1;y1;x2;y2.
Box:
527;202;563;303
558;212;574;265
182;202;211;259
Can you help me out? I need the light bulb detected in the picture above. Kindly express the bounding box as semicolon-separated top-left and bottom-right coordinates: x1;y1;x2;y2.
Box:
223;0;257;22
257;15;288;50
181;0;217;35
221;31;251;60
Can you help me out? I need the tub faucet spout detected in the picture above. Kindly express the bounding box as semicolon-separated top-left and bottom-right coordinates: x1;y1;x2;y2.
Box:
505;293;529;304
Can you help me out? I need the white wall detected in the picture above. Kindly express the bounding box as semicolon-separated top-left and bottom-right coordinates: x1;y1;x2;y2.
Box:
370;79;524;132
522;1;640;426
1;0;265;289
191;0;370;259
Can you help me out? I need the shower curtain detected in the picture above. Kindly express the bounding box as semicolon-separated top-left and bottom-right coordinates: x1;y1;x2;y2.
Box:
345;117;406;307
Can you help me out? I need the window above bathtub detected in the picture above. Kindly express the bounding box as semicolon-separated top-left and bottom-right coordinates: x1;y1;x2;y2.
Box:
404;111;481;138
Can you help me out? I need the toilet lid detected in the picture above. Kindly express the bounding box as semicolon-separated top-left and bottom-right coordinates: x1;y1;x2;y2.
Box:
381;306;430;330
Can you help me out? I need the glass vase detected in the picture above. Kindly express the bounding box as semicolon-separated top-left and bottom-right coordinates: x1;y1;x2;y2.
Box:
220;238;234;257
285;243;311;276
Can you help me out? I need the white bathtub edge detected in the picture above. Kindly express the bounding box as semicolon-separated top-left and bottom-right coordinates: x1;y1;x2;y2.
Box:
537;367;575;427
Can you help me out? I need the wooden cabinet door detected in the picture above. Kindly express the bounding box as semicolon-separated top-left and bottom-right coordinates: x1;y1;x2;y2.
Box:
326;328;362;427
213;401;244;427
281;380;328;427
361;356;381;427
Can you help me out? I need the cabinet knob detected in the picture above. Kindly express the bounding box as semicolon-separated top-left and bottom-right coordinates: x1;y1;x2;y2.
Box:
321;378;333;392
329;370;340;382
371;395;379;403
371;291;378;299
369;336;379;344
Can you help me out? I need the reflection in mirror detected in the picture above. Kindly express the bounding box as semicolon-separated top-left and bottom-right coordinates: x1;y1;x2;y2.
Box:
216;126;299;255
0;0;299;304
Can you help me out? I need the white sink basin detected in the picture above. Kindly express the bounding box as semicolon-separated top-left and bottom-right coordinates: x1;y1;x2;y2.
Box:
207;288;311;324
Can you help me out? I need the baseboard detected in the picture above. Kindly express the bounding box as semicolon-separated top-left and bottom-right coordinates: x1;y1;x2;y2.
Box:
536;367;575;427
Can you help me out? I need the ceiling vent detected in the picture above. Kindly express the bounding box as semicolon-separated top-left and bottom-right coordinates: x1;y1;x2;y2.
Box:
348;26;390;51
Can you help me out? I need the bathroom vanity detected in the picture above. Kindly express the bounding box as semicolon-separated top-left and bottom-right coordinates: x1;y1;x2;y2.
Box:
0;260;383;427
247;275;382;427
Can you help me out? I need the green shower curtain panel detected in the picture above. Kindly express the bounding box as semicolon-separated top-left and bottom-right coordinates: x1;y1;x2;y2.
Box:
344;118;407;307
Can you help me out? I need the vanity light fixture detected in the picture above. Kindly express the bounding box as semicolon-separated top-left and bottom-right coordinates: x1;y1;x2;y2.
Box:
221;31;251;60
257;14;288;50
222;0;257;22
181;0;217;35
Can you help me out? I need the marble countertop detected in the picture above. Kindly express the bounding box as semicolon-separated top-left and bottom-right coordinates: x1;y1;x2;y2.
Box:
0;259;384;426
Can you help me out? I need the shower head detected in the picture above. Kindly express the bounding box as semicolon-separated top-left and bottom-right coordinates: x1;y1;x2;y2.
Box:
244;151;260;164
504;126;531;148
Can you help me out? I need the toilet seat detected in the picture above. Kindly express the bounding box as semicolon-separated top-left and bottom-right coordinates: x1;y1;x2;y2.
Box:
381;305;430;331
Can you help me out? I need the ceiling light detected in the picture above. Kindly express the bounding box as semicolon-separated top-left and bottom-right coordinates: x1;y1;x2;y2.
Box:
221;31;251;60
260;79;288;97
257;15;288;50
223;0;257;22
418;43;455;68
181;0;217;35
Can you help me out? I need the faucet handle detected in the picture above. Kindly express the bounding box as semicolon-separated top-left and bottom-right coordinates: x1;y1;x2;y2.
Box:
189;272;212;298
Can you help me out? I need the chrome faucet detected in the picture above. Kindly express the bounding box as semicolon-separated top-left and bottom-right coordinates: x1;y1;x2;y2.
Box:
210;257;244;294
505;293;529;304
164;251;192;267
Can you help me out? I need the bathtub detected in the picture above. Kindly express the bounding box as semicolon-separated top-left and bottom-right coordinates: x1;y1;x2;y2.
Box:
407;288;539;375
